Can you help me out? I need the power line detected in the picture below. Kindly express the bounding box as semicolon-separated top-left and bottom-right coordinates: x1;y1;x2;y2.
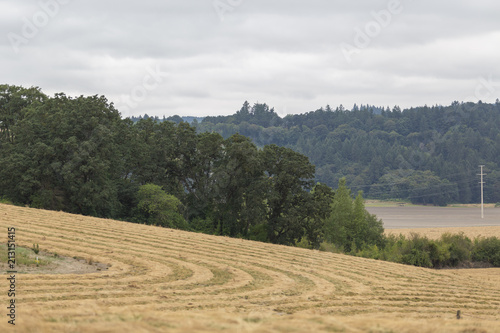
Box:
328;166;494;203
347;168;479;193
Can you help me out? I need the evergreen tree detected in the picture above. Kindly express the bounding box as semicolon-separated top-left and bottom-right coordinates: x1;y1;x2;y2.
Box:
324;179;384;252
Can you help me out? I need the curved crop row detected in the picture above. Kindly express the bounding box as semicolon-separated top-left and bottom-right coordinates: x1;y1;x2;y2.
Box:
1;204;499;332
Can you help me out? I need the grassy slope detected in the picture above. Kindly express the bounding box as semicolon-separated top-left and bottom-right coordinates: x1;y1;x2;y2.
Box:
0;203;499;332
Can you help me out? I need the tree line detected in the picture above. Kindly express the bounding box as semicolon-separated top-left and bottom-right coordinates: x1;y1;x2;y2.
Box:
3;84;500;268
196;100;500;205
1;84;375;248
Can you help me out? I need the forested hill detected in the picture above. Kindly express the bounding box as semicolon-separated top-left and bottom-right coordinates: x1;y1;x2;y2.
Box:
3;82;499;208
196;101;500;205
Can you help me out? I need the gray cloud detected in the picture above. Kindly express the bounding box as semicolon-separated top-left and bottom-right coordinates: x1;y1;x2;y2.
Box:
2;0;500;117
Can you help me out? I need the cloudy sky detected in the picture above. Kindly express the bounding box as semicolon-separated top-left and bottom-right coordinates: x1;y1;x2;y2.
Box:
2;0;500;118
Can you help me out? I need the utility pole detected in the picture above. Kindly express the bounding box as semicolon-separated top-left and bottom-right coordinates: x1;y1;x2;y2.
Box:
478;165;486;218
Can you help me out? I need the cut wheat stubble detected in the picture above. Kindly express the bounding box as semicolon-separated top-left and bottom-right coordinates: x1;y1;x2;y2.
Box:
1;203;499;333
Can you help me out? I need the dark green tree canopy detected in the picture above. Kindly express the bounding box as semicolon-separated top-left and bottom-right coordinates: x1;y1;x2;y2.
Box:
0;85;332;247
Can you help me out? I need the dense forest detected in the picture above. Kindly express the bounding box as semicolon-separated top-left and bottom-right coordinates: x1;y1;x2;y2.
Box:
196;100;500;205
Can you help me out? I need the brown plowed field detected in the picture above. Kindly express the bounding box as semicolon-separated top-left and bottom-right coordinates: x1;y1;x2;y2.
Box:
1;204;499;332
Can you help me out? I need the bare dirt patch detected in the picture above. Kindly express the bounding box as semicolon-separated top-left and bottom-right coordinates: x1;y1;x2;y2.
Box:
0;249;109;274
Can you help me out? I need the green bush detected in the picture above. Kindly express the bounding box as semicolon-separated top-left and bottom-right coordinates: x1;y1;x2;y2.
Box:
135;184;190;230
190;217;215;234
247;223;268;243
356;244;381;260
318;241;343;253
296;236;313;249
0;196;13;205
472;237;500;267
30;189;64;211
440;232;472;267
427;241;450;268
377;234;404;263
402;248;432;267
399;233;433;268
351;232;500;269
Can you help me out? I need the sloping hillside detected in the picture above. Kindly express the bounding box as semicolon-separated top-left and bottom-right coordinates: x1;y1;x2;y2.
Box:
1;203;499;332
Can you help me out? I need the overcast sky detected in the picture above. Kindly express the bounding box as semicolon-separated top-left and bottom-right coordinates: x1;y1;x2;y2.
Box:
2;0;500;118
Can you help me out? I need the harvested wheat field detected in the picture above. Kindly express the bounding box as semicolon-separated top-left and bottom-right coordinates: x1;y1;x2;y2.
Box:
1;203;499;332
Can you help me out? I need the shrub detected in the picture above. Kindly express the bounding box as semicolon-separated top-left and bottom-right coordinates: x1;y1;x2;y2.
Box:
440;232;472;267
378;234;405;263
427;241;450;268
400;233;433;268
0;196;13;205
350;232;499;269
248;224;268;243
190;217;215;234
472;237;500;267
356;244;381;260
318;241;343;253
296;237;313;249
135;184;190;230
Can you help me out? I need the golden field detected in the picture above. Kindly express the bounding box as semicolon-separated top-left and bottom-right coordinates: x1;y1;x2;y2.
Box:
1;203;499;332
387;226;500;240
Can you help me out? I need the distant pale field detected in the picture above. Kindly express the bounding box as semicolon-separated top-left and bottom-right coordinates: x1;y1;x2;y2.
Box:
387;226;500;240
1;203;500;332
366;206;500;229
365;200;497;209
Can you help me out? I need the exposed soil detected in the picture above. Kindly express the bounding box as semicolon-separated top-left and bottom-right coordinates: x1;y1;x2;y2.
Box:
0;250;110;274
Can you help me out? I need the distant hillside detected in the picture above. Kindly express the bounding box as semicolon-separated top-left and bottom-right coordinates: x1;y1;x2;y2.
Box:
196;100;500;205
